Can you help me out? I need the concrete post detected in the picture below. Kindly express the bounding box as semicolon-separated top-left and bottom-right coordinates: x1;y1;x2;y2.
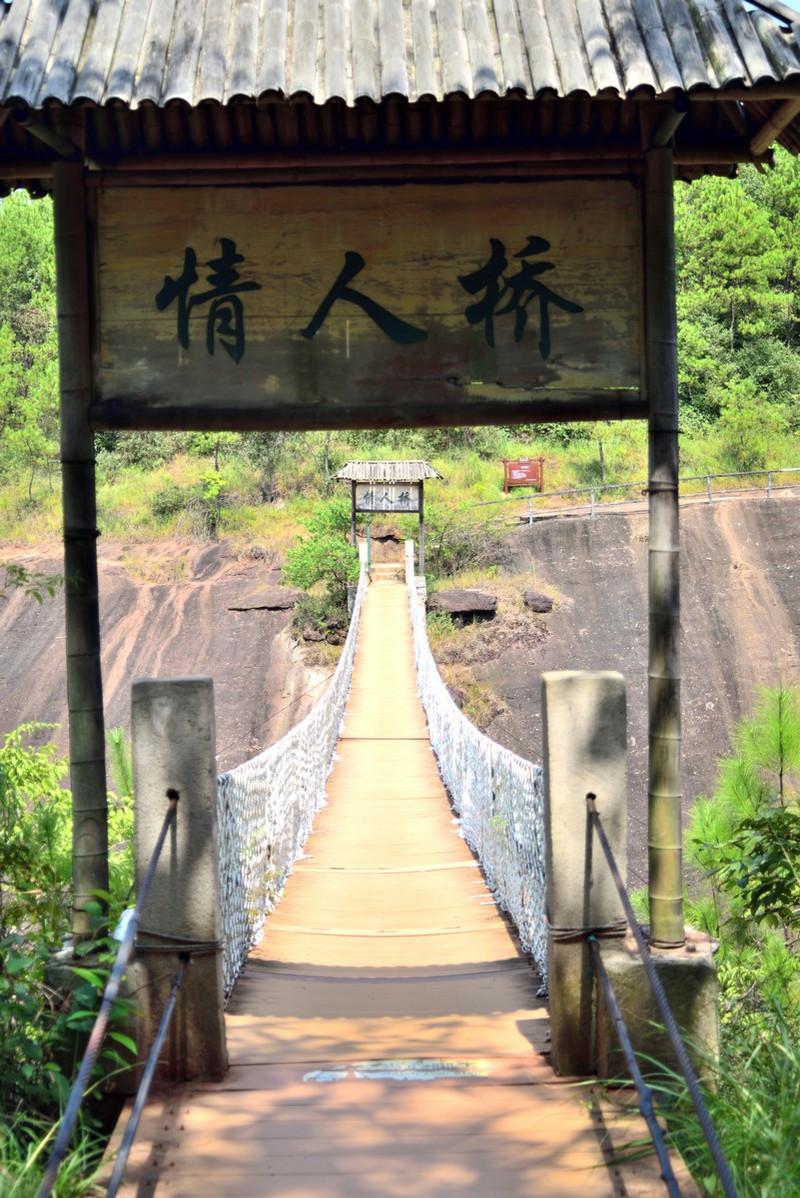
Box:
542;670;627;1076
128;677;227;1083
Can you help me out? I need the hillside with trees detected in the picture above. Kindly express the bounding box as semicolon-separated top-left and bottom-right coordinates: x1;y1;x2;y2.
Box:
0;154;798;551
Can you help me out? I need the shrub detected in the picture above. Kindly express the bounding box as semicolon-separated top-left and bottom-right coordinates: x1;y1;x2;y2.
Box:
282;501;359;609
0;725;135;1129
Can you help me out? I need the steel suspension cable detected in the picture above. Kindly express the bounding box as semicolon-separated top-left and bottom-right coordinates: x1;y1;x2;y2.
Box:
586;794;739;1198
37;791;180;1198
105;957;188;1198
589;937;684;1198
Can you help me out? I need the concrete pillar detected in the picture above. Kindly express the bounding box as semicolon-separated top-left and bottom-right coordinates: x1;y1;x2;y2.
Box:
542;670;627;1076
595;930;720;1080
128;677;227;1083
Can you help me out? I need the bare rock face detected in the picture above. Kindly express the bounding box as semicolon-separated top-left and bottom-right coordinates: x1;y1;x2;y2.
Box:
227;585;303;612
428;588;497;617
0;541;322;773
523;589;553;613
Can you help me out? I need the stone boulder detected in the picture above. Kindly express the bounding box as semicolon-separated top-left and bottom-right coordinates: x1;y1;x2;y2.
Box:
227;585;304;612
428;588;497;619
522;589;554;614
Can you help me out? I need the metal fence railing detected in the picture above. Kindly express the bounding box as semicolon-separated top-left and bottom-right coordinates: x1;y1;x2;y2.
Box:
466;465;800;526
586;793;739;1198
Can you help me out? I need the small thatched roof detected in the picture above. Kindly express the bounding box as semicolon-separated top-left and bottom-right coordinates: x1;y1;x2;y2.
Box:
336;460;443;484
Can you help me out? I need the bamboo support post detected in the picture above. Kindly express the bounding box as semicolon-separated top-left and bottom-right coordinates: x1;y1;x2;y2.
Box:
350;482;357;548
645;146;684;948
418;484;425;574
54;156;110;936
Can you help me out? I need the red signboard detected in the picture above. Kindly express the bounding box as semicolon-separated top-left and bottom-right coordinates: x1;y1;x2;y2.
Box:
502;457;545;493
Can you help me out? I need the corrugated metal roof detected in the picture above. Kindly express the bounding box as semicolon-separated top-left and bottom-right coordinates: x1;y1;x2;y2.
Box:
336;460;443;482
0;0;798;111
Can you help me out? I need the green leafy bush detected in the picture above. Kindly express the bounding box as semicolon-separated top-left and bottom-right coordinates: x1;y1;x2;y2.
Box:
282;500;359;609
150;469;227;539
650;686;800;1195
686;683;800;1030
0;724;135;1191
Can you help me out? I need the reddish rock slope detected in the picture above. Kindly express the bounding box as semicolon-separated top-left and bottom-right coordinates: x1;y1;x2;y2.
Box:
0;540;322;773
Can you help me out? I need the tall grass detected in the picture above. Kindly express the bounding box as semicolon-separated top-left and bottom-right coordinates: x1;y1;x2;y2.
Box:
0;1114;107;1198
651;1015;800;1198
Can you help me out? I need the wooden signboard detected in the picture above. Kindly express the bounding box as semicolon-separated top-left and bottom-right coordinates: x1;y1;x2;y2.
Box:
91;179;644;431
355;483;421;513
503;457;545;492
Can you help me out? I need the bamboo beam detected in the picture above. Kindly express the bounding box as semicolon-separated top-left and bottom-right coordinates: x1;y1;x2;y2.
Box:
86;162;641;188
98;146;644;173
350;482;357;549
644;145;684;949
12;107;83;159
85;140;772;176
53;157;110;937
750;96;800;155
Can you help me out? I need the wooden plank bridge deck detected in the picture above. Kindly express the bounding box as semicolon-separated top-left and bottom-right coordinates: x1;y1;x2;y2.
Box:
118;567;694;1197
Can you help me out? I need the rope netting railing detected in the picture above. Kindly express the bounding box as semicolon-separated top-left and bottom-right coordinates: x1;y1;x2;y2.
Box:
404;542;548;978
216;564;369;997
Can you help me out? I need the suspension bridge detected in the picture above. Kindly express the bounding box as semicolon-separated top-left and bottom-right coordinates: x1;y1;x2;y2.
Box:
96;551;697;1198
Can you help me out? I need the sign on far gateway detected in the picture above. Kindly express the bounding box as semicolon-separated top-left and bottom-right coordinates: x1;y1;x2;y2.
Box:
91;179;644;431
355;483;421;513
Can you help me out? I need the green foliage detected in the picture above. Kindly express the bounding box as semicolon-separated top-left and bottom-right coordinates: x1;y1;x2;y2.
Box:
686;684;800;1028
150;469;228;538
639;688;800;1195
186;432;240;470
425;504;510;581
0;724;134;1159
199;469;225;539
0;563;60;604
283;500;359;608
106;728;133;804
0;194;59;503
717;380;790;471
426;610;456;642
1;1111;107;1197
652;1015;800;1198
0;725;71;944
676;174;784;347
291;592;349;645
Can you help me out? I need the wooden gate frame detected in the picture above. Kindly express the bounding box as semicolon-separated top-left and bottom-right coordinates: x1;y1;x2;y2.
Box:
52;109;684;946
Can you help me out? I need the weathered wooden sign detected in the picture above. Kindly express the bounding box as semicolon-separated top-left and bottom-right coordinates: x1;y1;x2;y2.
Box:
92;179;644;430
355;482;421;513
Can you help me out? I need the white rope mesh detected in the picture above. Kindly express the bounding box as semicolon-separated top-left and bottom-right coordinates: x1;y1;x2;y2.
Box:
405;542;548;979
217;567;368;998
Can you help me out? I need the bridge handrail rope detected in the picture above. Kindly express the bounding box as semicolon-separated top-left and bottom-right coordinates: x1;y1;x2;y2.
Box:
404;541;547;978
586;794;739;1198
216;560;370;997
37;791;181;1198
